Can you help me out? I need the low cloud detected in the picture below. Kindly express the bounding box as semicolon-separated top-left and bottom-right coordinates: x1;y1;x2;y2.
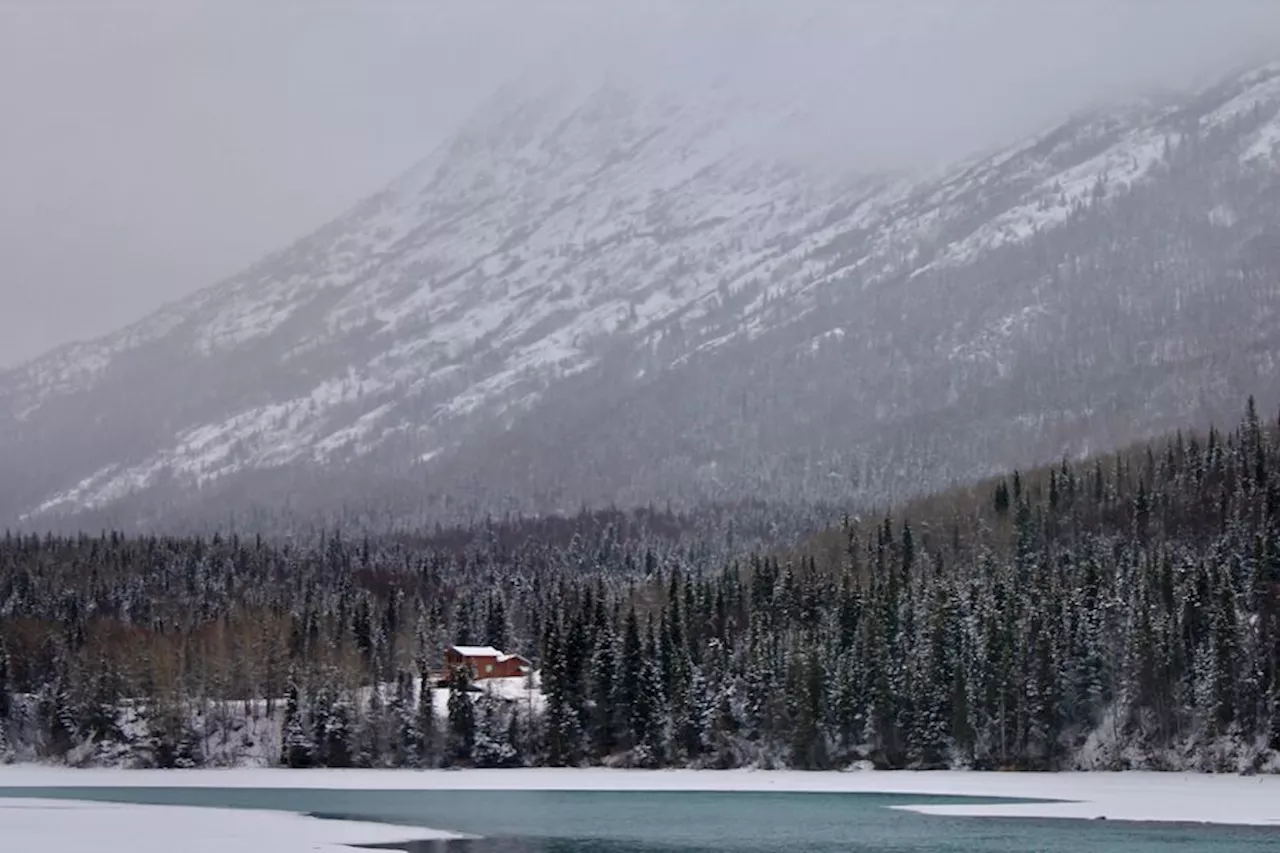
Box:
1;0;1277;365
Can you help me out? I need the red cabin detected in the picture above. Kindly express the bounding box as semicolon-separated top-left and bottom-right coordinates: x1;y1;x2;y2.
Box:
444;645;532;680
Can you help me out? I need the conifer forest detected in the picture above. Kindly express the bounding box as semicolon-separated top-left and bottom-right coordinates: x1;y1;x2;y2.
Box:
1;401;1279;773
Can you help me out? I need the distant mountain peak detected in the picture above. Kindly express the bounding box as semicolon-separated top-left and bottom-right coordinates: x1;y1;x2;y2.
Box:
7;62;1280;530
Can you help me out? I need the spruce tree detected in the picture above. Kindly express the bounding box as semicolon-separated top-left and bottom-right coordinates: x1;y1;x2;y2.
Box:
630;625;669;766
789;650;827;769
588;626;619;757
391;671;417;767
472;694;517;768
281;679;313;769
680;664;714;762
0;647;12;763
416;666;438;768
618;608;644;747
446;665;476;766
485;594;511;651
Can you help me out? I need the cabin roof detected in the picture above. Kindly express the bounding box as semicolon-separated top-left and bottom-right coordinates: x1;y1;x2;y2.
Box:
451;645;502;658
450;644;531;664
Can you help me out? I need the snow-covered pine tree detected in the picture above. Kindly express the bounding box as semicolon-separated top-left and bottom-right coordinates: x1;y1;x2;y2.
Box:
355;684;386;768
788;648;827;769
617;607;644;749
391;670;417;767
472;693;517;768
587;624;618;757
446;664;476;766
484;593;511;652
679;662;714;763
630;623;670;767
280;677;313;768
415;663;438;768
542;616;584;766
0;645;11;763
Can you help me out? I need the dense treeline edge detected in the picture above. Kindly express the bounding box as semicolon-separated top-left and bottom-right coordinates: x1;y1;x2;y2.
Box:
1;400;1278;772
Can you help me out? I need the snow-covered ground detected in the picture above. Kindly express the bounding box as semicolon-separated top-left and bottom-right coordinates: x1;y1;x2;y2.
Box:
2;766;1279;828
0;796;466;853
431;672;545;717
1;674;545;768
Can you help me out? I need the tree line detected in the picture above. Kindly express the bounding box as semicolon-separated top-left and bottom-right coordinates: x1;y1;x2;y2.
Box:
1;401;1279;771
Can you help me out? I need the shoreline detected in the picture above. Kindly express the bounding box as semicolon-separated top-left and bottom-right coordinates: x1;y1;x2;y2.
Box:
1;766;1280;827
0;796;466;853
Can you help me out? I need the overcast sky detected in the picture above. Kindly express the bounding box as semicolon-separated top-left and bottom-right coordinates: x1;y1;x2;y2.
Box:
2;1;1279;367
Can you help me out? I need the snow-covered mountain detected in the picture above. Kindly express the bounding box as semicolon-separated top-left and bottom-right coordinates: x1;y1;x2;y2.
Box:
6;64;1280;530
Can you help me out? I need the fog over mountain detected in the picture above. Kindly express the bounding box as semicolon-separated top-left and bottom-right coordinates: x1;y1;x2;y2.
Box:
4;0;1280;366
3;51;1280;531
5;3;1280;533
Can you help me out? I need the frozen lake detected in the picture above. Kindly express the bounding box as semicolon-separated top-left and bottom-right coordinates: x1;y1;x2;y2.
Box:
3;773;1280;852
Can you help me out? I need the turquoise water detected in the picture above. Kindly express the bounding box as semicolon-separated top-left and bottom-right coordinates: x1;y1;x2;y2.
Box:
0;786;1276;851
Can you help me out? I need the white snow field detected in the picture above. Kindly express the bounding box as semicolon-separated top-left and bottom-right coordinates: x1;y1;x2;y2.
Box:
1;766;1279;832
0;796;467;853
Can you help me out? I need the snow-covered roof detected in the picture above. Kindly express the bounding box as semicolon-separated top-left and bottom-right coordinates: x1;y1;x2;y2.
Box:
449;645;532;664
450;645;502;658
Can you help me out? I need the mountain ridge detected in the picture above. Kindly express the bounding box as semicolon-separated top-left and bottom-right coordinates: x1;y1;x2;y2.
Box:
6;62;1280;531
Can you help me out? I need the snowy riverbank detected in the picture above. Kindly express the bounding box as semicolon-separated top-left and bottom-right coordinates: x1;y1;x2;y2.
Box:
2;766;1280;828
0;796;468;853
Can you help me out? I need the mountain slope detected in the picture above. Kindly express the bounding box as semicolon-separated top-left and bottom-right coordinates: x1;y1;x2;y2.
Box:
6;65;1280;530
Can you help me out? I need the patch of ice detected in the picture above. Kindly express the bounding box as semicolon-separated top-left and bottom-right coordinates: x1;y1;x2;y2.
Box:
0;797;465;853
